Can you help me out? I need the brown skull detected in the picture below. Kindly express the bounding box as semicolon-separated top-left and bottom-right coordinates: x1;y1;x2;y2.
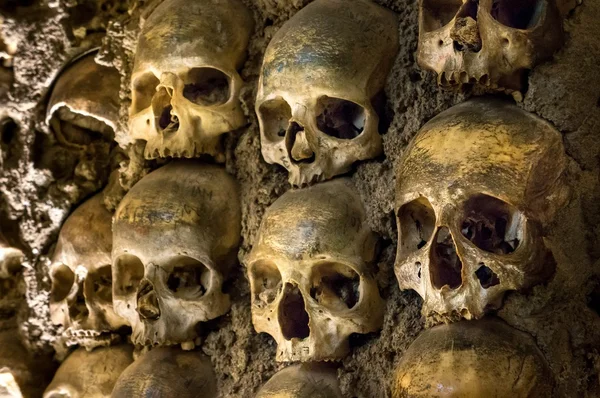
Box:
129;0;254;160
49;193;127;349
256;0;398;185
417;0;563;92
112;161;241;348
394;98;569;320
45;52;120;192
246;179;383;361
112;347;216;397
43;345;133;398
391;319;554;397
256;364;342;398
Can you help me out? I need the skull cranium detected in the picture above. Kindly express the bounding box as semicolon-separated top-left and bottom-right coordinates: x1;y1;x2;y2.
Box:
417;0;563;92
394;98;570;320
391;319;554;397
112;347;216;398
246;179;383;361
256;0;398;186
43;345;133;398
49;193;127;349
112;161;241;348
256;364;342;398
129;0;254;160
45;52;120;193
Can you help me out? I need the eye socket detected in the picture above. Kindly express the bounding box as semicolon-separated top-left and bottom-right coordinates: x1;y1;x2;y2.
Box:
490;0;545;30
132;73;159;114
316;96;365;140
461;194;524;255
421;0;463;33
249;260;282;308
397;197;436;255
183;67;231;106
113;254;144;297
310;263;360;311
166;257;210;299
50;264;75;303
258;98;292;142
90;265;113;302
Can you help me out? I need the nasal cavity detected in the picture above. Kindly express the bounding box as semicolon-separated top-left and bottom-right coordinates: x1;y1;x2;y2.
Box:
286;122;315;164
68;285;89;321
152;87;179;133
158;105;179;132
278;283;310;340
137;279;161;321
430;226;463;290
451;0;481;52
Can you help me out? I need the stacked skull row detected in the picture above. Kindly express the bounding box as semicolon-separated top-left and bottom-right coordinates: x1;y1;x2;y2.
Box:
36;0;569;396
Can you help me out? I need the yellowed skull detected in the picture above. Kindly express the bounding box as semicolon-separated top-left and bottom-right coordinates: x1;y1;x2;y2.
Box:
47;52;120;136
0;232;22;279
256;364;342;398
246;179;383;362
112;161;241;348
45;52;120;189
394;98;569;320
44;345;133;398
129;0;254;160
417;0;563;92
49;193;127;349
391;319;554;397
112;347;216;397
256;0;398;186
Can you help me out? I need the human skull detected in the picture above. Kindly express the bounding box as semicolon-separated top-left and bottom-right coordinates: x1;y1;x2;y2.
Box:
47;52;120;136
49;193;127;349
129;0;254;160
0;232;22;279
417;0;563;92
112;347;216;397
0;329;55;398
45;51;120;189
43;345;133;398
0;16;16;98
256;0;398;186
112;161;241;348
391;318;554;397
256;364;342;398
0;230;23;324
246;179;383;362
394;98;569;320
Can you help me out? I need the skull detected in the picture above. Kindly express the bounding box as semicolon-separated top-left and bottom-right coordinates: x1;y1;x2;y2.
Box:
112;161;241;348
245;179;383;362
256;364;342;398
44;345;133;398
0;232;22;279
129;0;254;160
45;52;120;190
394;98;569;320
112;347;216;397
391;319;554;397
256;0;398;186
417;0;563;92
49;193;127;349
0;329;55;398
0;16;16;98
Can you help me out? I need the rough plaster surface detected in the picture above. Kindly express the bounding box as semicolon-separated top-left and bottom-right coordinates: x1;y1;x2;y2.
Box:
0;0;598;397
